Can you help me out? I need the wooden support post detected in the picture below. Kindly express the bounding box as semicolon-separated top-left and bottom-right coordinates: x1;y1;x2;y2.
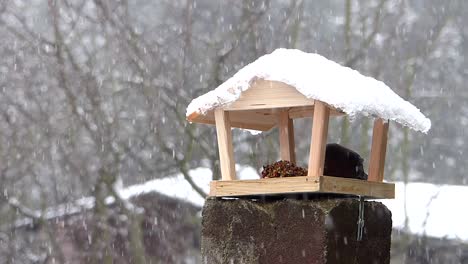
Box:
278;110;296;163
214;109;236;181
368;118;389;182
308;101;330;177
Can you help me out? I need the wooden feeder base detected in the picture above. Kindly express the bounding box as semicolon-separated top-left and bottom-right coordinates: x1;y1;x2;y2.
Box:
209;176;395;199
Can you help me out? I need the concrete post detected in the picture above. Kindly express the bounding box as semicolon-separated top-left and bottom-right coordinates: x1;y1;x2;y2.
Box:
201;197;392;264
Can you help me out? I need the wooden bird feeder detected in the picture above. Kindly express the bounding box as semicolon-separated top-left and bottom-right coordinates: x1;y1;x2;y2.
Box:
186;49;431;199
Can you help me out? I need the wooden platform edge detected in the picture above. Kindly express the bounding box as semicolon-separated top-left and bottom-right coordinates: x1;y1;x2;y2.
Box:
319;176;395;199
209;176;395;199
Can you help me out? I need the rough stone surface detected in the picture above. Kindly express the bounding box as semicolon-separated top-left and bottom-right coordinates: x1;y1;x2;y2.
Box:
202;197;392;264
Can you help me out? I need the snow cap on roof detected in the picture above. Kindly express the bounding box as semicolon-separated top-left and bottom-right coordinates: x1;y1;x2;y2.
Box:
186;48;431;133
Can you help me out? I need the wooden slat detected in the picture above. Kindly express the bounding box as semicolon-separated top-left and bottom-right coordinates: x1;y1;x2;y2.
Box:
210;176;320;196
278;110;296;163
288;106;314;119
188;103;344;126
214;109;236;181
368;118;389;182
288;106;345;119
224;80;314;111
209;176;395;199
320;176;395;198
308;101;330;177
188;109;278;131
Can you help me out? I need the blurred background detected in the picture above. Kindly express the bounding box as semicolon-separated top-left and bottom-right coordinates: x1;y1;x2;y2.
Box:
0;0;467;263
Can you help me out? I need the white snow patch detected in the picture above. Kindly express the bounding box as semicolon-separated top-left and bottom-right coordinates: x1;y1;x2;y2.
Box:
139;167;468;241
11;166;259;228
15;165;468;242
382;182;468;241
121;167;212;207
126;167;468;242
187;48;431;133
12;197;95;227
121;165;259;207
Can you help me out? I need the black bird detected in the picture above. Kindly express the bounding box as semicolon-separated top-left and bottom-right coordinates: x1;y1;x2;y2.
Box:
324;143;368;180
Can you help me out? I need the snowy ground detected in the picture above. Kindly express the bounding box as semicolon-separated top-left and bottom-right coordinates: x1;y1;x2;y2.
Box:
120;166;257;207
15;166;466;242
384;182;468;241
124;166;468;242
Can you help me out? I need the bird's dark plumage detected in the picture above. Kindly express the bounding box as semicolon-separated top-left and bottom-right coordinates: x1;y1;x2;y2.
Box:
324;143;368;180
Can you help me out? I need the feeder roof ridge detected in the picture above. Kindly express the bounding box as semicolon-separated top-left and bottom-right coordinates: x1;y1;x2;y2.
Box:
186;48;431;133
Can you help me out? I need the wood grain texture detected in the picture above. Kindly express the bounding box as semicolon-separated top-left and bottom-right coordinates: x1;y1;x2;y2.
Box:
288;105;345;119
368;119;389;182
278;110;296;163
187;105;344;131
214;109;236;181
186;80;345;130
308;101;330;177
209;176;395;199
320;176;394;198
188;109;277;131
224;79;315;111
210;176;320;196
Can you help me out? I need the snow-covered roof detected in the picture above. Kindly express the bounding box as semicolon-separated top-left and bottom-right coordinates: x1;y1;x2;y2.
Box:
186;48;431;133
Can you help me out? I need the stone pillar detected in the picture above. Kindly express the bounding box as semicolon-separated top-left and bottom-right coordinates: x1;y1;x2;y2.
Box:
201;197;392;264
